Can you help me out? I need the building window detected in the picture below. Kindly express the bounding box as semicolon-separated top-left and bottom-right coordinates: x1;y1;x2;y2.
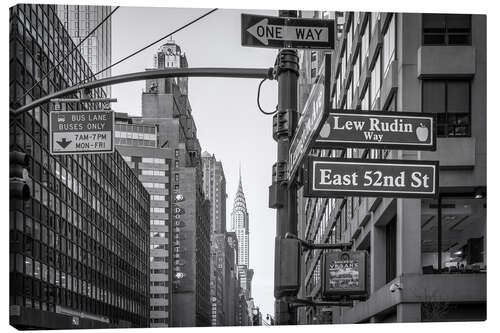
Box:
383;15;396;77
361;83;370;110
353;53;359;91
141;169;166;176
151;195;166;201
347;21;353;57
421;197;486;275
385;217;397;283
361;22;369;67
370;54;381;109
422;14;471;45
142;157;166;164
422;80;471;137
346;80;353;109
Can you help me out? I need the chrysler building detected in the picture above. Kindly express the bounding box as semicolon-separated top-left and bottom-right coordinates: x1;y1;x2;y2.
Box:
231;167;249;266
230;167;253;297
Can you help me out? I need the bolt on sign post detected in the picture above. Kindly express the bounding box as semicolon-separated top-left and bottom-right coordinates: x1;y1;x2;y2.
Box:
304;157;439;198
321;251;368;299
313;110;437;150
241;14;335;49
49;110;114;155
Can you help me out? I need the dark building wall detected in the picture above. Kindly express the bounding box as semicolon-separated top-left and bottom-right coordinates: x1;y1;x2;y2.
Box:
9;5;150;329
114;139;173;327
296;11;486;324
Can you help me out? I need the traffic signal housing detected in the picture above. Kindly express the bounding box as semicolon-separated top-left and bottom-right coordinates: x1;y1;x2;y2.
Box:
10;151;31;201
274;237;301;298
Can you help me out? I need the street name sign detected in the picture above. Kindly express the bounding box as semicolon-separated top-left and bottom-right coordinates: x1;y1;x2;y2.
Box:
50;110;114;155
321;251;368;298
313;110;436;150
289;54;331;180
304;157;439;198
241;14;335;49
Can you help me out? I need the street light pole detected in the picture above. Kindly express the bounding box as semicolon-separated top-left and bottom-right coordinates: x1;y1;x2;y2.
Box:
10;67;273;116
272;9;299;326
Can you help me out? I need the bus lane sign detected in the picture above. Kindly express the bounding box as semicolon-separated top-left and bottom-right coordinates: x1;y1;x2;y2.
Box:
50;110;114;155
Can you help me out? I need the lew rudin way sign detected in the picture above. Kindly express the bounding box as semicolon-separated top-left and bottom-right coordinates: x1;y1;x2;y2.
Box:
241;14;335;49
304;157;439;198
313;110;436;150
50;110;114;155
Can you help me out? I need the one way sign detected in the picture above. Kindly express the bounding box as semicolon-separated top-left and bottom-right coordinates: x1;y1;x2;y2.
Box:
241;14;335;50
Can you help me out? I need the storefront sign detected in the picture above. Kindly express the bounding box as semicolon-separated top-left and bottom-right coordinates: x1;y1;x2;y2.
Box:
241;14;335;49
321;251;368;298
313;110;436;150
304;157;439;198
50;110;114;155
289;54;331;180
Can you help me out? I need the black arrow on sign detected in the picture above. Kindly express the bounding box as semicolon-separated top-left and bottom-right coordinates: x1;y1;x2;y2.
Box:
56;138;72;149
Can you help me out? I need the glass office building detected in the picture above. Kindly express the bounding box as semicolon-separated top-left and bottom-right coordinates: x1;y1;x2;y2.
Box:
9;4;150;329
56;5;112;96
296;11;486;324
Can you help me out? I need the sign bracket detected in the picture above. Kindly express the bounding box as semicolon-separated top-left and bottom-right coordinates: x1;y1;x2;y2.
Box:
286;296;354;308
285;232;352;252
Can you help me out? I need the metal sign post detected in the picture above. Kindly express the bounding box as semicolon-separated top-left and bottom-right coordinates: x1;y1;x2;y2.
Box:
288;54;331;181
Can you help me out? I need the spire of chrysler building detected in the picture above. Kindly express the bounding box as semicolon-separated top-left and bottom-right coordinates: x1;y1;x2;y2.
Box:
231;166;249;266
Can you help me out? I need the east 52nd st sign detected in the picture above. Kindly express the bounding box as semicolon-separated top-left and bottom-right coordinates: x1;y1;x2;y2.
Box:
304;157;439;198
313;110;436;151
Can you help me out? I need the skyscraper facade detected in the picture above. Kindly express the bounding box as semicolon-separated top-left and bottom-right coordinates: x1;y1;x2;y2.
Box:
9;4;150;329
113;113;173;327
201;151;228;326
56;5;112;96
230;171;249;267
201;152;227;234
230;170;253;302
142;41;211;327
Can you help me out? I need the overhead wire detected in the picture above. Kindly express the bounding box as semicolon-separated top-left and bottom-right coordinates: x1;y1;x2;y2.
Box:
257;78;278;115
82;8;219;84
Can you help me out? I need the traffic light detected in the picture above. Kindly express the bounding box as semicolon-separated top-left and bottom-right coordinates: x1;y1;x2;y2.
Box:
252;313;260;326
10;151;31;201
274;238;301;298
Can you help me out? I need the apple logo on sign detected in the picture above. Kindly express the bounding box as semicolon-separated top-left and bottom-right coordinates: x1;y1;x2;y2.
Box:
416;123;429;142
319;123;331;138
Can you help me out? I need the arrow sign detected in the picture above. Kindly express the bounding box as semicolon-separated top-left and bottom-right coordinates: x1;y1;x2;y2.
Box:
56;138;72;149
241;14;335;50
246;18;329;46
50;110;114;155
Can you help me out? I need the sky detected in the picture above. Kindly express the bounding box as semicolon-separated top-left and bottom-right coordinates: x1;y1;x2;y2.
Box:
111;6;280;317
